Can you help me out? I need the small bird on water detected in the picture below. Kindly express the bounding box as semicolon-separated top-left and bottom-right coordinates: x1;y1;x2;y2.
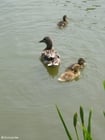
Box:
57;15;68;29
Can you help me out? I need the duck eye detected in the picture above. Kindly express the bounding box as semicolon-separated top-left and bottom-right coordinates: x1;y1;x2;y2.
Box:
43;38;46;42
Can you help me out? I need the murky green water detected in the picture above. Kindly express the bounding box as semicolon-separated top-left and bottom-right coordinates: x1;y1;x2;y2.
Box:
0;0;105;139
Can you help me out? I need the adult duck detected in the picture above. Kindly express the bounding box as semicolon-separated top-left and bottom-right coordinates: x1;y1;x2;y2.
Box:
57;15;68;28
39;36;61;67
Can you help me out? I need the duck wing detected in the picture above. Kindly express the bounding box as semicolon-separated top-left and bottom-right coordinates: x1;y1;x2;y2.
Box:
41;49;60;66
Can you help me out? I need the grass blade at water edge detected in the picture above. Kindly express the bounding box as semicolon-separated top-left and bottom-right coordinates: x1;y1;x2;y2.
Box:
103;112;105;117
80;106;85;139
87;110;92;135
103;81;105;118
56;105;72;140
80;106;84;125
73;112;78;128
82;127;92;140
103;80;105;90
73;113;79;140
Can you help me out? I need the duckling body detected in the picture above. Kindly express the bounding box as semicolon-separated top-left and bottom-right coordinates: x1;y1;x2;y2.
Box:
57;15;68;29
58;58;86;82
66;58;86;71
58;65;80;82
39;37;61;67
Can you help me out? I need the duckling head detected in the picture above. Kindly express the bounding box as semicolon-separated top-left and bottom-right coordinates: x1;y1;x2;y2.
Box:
39;36;53;50
63;15;67;21
78;58;86;67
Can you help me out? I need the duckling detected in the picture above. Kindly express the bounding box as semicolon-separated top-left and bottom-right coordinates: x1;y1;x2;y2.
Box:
39;36;61;67
66;58;86;71
58;65;81;82
57;15;68;28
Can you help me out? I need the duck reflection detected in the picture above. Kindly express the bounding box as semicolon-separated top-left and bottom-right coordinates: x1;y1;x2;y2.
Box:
40;59;59;78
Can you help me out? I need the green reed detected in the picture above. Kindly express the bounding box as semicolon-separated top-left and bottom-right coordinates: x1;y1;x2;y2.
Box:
103;80;105;90
103;80;105;117
56;106;92;140
56;105;73;140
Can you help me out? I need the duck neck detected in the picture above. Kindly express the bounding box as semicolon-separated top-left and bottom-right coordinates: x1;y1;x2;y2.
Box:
63;17;66;22
45;41;53;50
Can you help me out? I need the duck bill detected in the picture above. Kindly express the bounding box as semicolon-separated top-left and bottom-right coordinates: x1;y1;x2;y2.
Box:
39;39;44;43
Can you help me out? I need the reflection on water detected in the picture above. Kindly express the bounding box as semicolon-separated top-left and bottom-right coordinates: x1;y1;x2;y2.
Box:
85;7;96;11
40;60;59;78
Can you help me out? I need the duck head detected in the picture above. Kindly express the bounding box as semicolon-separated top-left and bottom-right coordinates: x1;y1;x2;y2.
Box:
78;58;86;67
39;36;53;50
63;15;67;21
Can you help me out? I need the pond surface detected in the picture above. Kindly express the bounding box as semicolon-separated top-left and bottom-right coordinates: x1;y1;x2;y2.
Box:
0;0;105;140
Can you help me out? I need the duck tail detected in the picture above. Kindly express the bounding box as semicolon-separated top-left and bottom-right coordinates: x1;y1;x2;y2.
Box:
58;77;66;82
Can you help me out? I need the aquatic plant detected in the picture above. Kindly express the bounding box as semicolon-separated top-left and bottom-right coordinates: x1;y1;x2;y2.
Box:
103;80;105;90
56;106;92;140
56;105;72;140
103;80;105;117
103;112;105;117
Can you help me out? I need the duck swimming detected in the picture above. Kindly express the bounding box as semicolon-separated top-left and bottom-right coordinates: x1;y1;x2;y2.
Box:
57;15;68;28
39;36;61;67
58;65;81;82
66;58;86;71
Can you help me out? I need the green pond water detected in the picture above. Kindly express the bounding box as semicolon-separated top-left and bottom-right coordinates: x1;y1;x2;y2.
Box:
0;0;105;139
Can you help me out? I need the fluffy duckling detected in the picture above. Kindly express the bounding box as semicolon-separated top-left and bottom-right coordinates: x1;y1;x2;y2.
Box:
39;37;61;67
57;15;68;28
58;65;81;82
66;58;86;71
